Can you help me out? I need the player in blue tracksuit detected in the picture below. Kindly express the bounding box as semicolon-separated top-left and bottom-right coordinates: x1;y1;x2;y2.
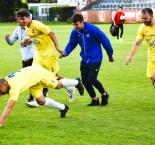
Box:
60;14;114;106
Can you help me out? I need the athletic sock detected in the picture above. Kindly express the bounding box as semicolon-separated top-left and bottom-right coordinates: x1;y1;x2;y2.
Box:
44;98;65;110
60;78;78;87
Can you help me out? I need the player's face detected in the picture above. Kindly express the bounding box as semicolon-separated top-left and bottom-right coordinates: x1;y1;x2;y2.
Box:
72;21;84;31
140;13;153;26
18;16;31;27
118;8;122;12
16;17;25;28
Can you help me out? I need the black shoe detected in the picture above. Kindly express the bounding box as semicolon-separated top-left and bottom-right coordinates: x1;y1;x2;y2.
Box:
87;98;100;106
60;105;69;118
75;78;84;96
101;92;109;106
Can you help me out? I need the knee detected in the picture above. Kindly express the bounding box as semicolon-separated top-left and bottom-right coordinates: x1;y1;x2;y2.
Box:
37;100;45;105
82;79;94;86
36;95;45;105
37;101;44;105
88;77;97;85
55;81;63;89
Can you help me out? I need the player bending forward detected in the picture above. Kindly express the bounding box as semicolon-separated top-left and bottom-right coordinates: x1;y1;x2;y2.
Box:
0;66;84;128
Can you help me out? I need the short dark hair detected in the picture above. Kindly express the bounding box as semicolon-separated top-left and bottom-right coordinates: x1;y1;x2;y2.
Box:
72;14;84;23
0;78;6;85
16;9;30;18
141;8;153;16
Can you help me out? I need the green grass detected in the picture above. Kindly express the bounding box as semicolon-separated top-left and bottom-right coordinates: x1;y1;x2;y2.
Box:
0;22;155;145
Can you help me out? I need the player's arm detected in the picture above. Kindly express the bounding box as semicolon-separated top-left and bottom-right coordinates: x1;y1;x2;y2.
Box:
4;33;17;45
125;38;142;65
0;100;16;128
113;13;117;26
60;30;78;59
4;27;19;45
48;31;63;54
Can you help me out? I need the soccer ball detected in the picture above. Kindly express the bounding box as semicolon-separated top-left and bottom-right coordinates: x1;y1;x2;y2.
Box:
120;15;126;20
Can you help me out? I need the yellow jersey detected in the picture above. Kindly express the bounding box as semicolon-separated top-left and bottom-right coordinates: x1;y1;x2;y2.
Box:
137;24;155;61
5;66;58;101
26;20;57;58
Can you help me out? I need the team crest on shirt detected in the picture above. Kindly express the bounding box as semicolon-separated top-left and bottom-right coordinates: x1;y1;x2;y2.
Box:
86;34;89;37
32;29;35;33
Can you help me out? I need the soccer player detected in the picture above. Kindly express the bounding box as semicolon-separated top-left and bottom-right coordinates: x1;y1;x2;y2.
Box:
126;8;155;88
60;14;114;106
16;9;78;106
113;7;125;41
0;65;84;128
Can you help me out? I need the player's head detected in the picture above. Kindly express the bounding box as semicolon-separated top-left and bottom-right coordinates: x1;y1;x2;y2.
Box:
118;7;123;12
140;8;153;26
0;78;9;96
16;9;31;27
72;14;84;31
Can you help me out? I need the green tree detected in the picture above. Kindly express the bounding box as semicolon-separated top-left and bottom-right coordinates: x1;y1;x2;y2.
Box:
0;0;28;22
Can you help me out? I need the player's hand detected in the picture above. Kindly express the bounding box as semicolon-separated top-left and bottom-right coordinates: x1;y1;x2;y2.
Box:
21;41;28;47
21;37;32;47
59;51;67;58
58;50;64;55
109;56;114;62
4;34;9;39
125;57;132;65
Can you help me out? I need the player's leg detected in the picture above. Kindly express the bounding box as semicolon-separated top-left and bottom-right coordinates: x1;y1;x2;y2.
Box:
51;62;76;103
116;25;120;41
30;86;69;118
80;61;100;106
56;73;76;102
147;60;155;88
88;62;109;106
56;78;84;96
36;95;69;118
119;24;123;41
48;60;82;102
151;71;155;88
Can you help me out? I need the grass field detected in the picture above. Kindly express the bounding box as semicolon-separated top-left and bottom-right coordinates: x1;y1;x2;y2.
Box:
0;22;155;145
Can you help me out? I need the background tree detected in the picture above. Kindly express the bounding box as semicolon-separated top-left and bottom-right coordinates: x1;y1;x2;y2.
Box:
0;0;28;22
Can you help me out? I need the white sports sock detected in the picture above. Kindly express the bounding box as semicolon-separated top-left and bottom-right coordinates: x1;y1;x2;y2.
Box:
60;78;78;87
64;86;74;92
44;98;65;110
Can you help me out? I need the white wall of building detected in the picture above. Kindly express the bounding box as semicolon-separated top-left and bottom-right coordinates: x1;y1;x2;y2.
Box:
57;0;87;9
28;0;87;20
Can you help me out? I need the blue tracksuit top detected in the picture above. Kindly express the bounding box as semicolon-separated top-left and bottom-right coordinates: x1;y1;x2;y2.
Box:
64;22;113;63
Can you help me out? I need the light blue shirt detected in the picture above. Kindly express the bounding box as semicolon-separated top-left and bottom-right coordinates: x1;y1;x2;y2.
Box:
5;26;35;61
